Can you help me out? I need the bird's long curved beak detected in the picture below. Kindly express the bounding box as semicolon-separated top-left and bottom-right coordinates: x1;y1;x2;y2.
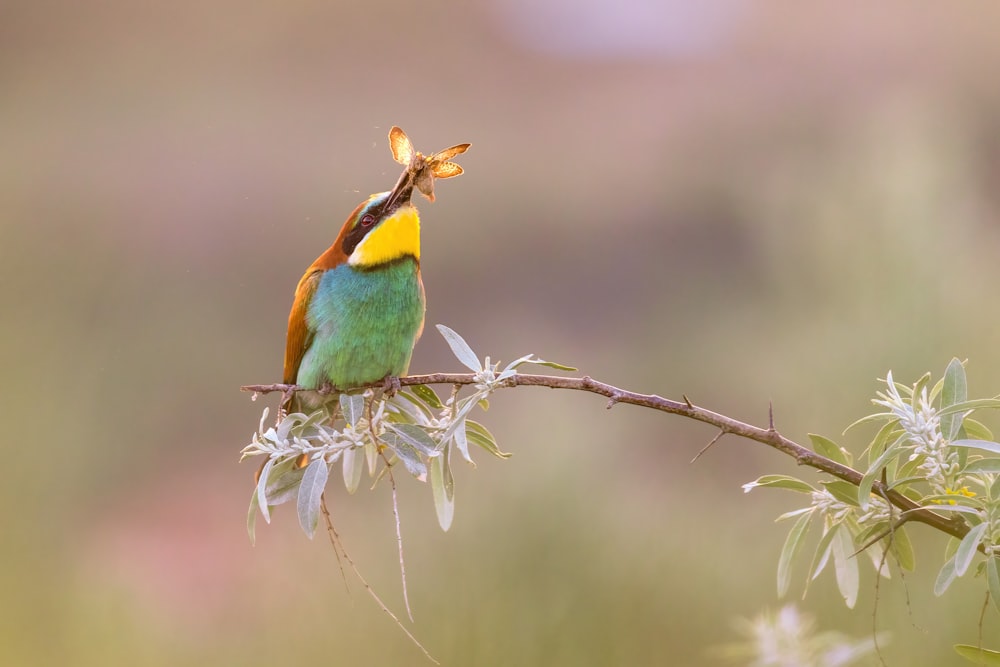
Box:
383;167;415;214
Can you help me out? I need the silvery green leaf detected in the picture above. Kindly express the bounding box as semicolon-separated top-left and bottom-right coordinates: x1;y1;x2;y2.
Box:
777;511;812;597
465;420;511;459
954;644;1000;665
808;433;850;466
266;462;307;506
921;503;983;515
858;441;901;510
389;392;433;423
951;439;1000;455
430;448;455;531
831;525;859;608
808;521;839;584
256;457;275;524
960;418;994;441
891;525;916;571
935;553;959;596
385;423;439;456
843;411;895;434
938;398;1000;416
247;488;260;545
410;384;443;409
940;358;968;440
988;556;1000;614
961;459;1000;474
340;393;365;426
297;457;329;539
741;475;815;494
910;372;932;411
383;436;427;479
436;324;481;372
502;354;535;372
954;522;987;578
439;396;482;443
452;418;474;465
819;480;860;507
365;439;378;475
342;445;364;494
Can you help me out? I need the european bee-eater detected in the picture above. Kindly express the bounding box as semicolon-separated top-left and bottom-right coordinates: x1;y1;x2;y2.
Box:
283;127;469;411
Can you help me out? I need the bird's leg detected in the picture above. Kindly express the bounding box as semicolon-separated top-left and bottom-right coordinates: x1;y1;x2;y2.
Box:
382;375;402;398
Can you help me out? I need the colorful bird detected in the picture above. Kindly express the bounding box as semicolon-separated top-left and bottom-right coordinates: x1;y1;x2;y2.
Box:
283;127;470;412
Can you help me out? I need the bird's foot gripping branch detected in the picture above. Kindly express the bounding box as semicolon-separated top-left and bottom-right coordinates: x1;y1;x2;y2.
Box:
241;324;574;541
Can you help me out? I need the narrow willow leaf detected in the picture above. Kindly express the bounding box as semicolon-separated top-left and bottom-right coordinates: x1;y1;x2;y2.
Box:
266;464;307;506
410;384;443;409
453;418;474;465
297;457;329;539
938;398;1000;417
808;433;849;466
961;459;1000;474
342;446;364;494
465;420;511;459
256;457;275;524
988;556;1000;614
952;439;1000;455
940;358;968;440
954;645;1000;665
365;439;378;476
960;418;994;442
340;394;365;426
438;395;482;443
777;511;813;597
742;475;815;494
820;480;861;507
385;423;439;456
436;324;481;372
843;412;895;434
247;488;260;545
862;420;900;463
934;553;958;596
910;372;932;411
831;526;859;608
809;521;839;583
954;522;987;577
430;448;455;531
391;391;434;422
858;441;900;510
891;525;916;571
383;435;428;479
918;500;983;514
531;359;577;371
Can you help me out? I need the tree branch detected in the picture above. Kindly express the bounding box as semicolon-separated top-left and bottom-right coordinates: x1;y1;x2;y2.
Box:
241;373;972;543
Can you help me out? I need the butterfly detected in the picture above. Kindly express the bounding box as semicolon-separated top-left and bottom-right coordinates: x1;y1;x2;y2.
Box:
388;126;471;202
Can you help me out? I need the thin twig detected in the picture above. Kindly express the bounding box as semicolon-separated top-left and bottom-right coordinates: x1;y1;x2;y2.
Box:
690;429;726;464
242;373;973;546
320;497;438;664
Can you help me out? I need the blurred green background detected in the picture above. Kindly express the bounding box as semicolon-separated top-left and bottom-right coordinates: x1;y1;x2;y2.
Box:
4;1;1000;664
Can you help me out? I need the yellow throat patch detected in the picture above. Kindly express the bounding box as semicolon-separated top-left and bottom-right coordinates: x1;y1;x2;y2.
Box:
349;206;420;267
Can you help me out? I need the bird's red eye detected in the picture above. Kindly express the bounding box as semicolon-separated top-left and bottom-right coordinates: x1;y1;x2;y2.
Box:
361;214;376;227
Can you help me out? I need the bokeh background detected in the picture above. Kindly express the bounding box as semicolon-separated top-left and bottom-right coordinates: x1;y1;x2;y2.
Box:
4;1;1000;664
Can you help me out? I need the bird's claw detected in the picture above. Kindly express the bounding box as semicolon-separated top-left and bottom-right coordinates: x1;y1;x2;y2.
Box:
382;375;401;397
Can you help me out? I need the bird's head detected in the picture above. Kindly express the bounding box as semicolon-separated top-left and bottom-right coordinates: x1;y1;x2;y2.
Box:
340;173;420;269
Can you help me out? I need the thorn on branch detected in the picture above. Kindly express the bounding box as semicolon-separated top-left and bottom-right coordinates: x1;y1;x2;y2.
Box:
768;400;775;432
682;394;693;409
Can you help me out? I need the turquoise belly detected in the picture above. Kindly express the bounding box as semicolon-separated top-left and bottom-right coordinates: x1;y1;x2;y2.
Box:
298;259;424;389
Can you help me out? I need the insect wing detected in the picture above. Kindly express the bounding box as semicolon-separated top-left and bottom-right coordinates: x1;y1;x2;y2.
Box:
389;126;414;166
429;143;470;163
431;161;464;179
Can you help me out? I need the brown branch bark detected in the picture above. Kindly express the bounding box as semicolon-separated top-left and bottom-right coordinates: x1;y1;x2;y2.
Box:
241;373;972;544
